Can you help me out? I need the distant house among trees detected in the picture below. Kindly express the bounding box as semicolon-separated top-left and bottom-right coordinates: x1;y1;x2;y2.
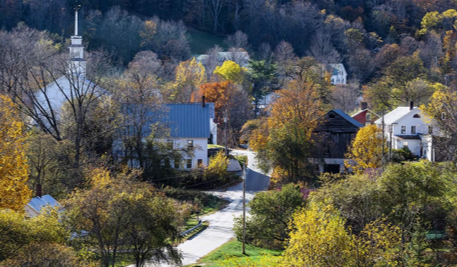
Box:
313;109;363;173
196;51;250;68
325;63;348;85
351;102;380;126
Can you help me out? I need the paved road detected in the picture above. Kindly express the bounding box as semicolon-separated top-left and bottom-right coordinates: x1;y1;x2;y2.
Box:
139;150;270;267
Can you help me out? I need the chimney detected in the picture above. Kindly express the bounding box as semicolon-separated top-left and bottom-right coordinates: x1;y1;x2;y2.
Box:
410;101;414;110
361;102;368;110
202;95;205;107
36;183;42;198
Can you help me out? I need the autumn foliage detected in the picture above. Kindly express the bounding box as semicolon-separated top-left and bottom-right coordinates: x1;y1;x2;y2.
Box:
0;95;31;211
345;125;387;174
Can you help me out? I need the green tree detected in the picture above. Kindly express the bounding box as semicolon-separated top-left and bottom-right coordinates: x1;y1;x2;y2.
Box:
248;60;277;117
64;168;186;267
234;184;305;249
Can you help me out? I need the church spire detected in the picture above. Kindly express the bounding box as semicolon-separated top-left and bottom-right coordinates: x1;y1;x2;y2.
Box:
69;3;86;77
74;4;80;36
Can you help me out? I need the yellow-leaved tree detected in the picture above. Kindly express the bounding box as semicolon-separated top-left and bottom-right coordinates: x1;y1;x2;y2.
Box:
0;95;31;211
283;203;403;267
213;60;247;84
172;58;206;102
345;124;386;174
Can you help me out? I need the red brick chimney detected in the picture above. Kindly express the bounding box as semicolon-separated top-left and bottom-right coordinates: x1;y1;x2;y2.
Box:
361;102;368;110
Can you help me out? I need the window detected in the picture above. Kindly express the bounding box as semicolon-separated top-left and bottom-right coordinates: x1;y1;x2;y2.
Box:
411;126;416;134
428;126;433;134
403;141;409;147
366;113;372;121
174;160;180;169
197;159;203;167
401;126;406;134
186;159;192;169
442;112;447;120
166;140;173;150
187;140;194;149
413;114;421;118
329;113;335;119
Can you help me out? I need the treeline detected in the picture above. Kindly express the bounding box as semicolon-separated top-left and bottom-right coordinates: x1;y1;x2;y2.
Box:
4;0;457;71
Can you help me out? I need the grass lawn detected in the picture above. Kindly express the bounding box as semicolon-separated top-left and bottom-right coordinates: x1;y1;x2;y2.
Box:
188;28;227;55
189;239;283;267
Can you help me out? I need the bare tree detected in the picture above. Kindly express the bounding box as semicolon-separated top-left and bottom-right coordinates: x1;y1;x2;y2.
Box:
273;41;296;64
204;45;223;79
226;30;250;50
207;0;227;32
330;82;361;114
306;28;341;64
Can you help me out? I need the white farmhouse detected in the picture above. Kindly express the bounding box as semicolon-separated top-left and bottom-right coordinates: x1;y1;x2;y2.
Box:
324;63;348;85
375;103;436;161
163;103;217;169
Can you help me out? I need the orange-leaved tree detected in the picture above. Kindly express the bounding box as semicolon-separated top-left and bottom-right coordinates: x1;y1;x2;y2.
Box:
0;95;31;211
192;81;236;124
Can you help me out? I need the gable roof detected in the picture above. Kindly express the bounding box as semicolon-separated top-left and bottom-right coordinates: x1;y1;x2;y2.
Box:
27;195;60;214
351;109;378;118
332;109;364;128
165;103;215;138
374;107;413;125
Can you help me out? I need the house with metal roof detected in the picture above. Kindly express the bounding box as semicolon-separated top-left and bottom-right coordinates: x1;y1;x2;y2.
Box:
312;109;363;173
159;102;217;169
25;195;60;218
375;103;437;161
117;101;217;169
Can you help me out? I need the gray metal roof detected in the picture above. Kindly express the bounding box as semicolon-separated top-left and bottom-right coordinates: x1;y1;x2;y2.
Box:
332;109;364;128
165;103;215;138
28;195;60;213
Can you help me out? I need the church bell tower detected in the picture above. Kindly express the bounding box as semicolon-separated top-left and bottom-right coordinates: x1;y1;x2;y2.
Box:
68;4;86;77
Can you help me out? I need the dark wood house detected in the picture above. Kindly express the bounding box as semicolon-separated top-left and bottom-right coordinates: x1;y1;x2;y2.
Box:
313;109;363;173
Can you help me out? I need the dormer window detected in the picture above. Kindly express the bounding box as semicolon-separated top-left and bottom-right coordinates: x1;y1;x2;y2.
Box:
366;113;372;121
413;114;421;118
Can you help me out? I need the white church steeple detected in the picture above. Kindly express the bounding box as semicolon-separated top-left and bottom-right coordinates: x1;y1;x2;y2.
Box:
68;4;86;77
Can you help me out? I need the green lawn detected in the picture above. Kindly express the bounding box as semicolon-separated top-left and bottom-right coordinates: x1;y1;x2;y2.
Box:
189;239;283;267
188;28;227;55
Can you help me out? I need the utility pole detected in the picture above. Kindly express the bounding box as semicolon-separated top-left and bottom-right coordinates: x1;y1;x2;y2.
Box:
242;163;247;255
224;111;228;157
381;110;385;170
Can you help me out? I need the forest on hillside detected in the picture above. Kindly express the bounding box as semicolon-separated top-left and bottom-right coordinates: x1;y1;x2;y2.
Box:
2;0;457;90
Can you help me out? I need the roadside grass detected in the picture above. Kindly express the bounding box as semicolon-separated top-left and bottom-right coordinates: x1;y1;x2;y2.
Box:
188;239;283;267
188;28;227;55
180;221;210;244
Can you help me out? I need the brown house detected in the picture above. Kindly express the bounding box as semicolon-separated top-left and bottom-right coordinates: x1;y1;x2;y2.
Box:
313;109;363;173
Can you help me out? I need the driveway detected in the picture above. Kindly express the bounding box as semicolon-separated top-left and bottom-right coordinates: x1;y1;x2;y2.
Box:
138;150;270;267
